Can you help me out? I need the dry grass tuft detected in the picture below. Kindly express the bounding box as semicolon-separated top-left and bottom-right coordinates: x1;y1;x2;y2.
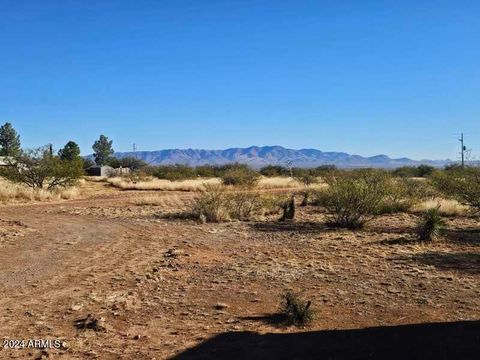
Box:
258;177;328;190
0;177;82;203
412;199;469;217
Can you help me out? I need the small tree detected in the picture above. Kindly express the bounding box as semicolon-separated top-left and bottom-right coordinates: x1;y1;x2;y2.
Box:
58;141;81;161
92;135;114;165
1;147;83;190
0;122;21;156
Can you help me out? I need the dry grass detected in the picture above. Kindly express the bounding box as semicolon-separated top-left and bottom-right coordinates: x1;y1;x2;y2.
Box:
0;178;82;203
412;198;469;217
257;176;328;189
107;177;222;191
84;176;108;182
257;176;301;189
107;176;328;192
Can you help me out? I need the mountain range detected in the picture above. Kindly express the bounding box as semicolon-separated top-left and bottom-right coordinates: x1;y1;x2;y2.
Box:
111;146;451;169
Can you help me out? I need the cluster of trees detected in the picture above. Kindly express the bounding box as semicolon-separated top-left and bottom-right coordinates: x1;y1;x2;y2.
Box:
0;122;145;190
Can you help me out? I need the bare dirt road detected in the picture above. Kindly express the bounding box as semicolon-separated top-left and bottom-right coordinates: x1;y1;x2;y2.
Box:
0;183;479;359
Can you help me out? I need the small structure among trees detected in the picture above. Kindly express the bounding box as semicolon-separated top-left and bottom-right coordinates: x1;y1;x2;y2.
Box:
85;165;115;177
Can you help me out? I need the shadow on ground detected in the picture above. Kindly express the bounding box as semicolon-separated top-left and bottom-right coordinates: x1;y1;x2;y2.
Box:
404;251;480;274
250;221;332;234
446;228;480;246
173;321;480;360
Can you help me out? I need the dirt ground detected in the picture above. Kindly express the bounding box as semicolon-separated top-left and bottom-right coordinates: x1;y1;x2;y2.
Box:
0;181;478;359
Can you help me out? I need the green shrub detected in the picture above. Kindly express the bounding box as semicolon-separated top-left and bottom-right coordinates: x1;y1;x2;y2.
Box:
221;165;259;187
416;208;446;241
280;292;314;327
432;167;480;212
227;191;263;221
295;174;318;187
322;170;390;229
150;164;197;181
392;165;436;178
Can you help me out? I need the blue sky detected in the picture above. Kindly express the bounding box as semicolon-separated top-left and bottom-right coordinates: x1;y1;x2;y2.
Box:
1;0;479;160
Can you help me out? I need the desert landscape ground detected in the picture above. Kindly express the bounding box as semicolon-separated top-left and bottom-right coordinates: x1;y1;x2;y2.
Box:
0;178;478;359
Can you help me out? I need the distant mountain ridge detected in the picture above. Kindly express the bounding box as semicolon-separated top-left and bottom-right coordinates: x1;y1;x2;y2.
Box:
110;146;451;169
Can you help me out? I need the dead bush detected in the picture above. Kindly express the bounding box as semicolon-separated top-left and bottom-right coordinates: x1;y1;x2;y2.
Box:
227;190;263;221
189;185;267;222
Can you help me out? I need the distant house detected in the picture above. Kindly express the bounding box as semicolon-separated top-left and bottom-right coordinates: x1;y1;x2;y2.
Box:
86;165;115;177
0;156;14;168
85;165;131;177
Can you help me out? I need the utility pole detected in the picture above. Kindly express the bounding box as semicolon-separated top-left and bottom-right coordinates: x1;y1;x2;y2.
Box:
459;133;466;167
133;143;137;159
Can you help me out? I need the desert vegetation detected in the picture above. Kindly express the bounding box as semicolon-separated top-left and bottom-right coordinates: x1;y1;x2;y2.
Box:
280;292;315;327
0;121;479;359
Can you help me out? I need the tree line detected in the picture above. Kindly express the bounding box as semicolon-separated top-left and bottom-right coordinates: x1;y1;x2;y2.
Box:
0;122;144;190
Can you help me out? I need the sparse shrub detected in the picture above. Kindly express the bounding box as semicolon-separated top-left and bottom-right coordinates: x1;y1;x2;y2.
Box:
125;171;152;184
416;208;446;241
227;190;263;221
313;165;337;176
322;170;390;229
191;185;229;222
295;174;318;187
299;189;315;206
189;185;265;222
150;164;197;181
377;178;435;214
392;165;436;178
259;194;288;216
432;167;480;213
260;165;290;177
221;165;259;187
280;292;314;327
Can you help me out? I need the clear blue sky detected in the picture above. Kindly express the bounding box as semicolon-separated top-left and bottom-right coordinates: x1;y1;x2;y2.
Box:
1;0;479;160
